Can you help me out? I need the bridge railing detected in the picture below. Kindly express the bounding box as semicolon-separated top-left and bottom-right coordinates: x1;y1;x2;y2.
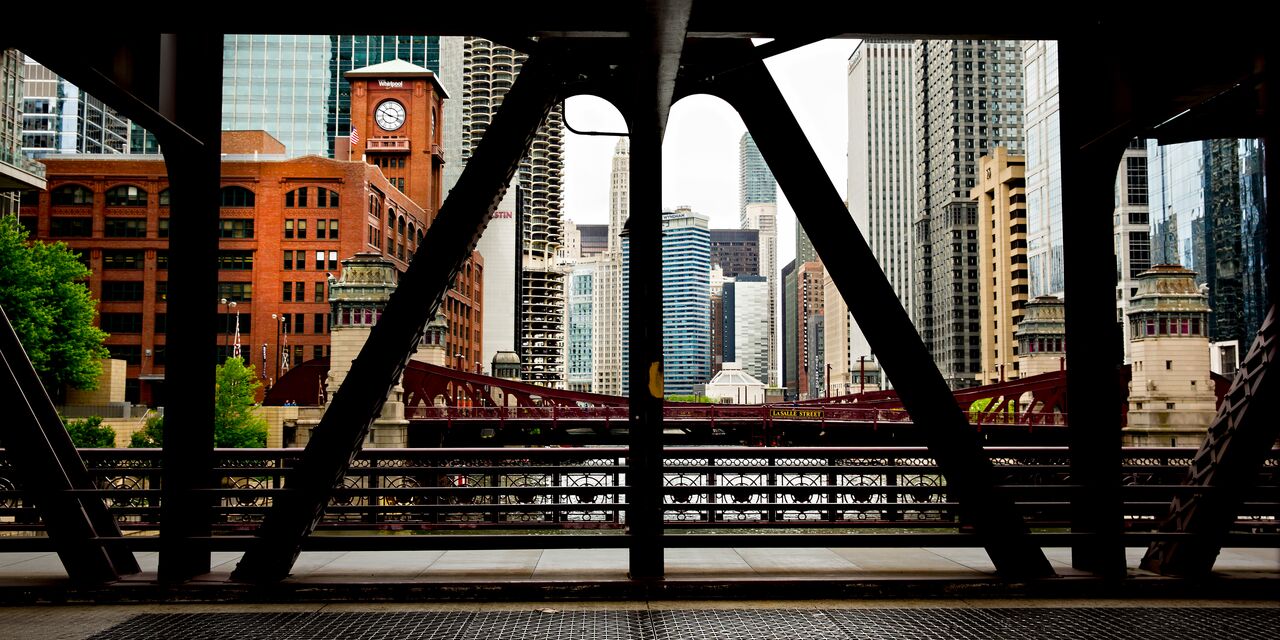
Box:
0;447;1274;549
403;404;1068;427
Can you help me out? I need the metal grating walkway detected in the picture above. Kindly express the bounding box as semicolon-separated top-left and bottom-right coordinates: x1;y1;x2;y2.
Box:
87;608;1280;640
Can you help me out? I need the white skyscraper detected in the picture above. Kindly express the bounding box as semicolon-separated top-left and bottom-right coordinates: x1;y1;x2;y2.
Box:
739;134;779;387
592;138;628;395
724;276;771;383
845;40;916;389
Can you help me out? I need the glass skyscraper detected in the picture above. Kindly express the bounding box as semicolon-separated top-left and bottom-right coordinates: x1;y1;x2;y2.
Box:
738;133;776;220
622;207;712;396
566;262;595;392
222;35;439;158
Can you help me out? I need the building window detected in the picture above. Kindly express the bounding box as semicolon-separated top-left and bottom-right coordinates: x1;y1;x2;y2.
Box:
295;281;305;301
285;187;309;208
107;345;143;365
51;184;93;206
49;217;93;237
158;188;171;206
218;219;254;238
283;282;292;302
313;345;326;360
100;313;144;334
105;185;148;207
1126;156;1148;205
101;281;145;302
315;281;325;302
104;218;147;238
154;314;166;334
217;251;254;270
156;251;169;270
328;251;338;270
158;218;170;238
314;313;325;334
316;219;328;239
156;281;167;302
296;219;307;239
315;188;339;208
102;251;145;269
220;186;256;208
217;282;252;302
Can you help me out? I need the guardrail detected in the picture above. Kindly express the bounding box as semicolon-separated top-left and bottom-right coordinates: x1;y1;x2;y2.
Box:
0;447;1274;549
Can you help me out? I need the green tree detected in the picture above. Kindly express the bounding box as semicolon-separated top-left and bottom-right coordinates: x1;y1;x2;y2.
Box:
130;413;164;448
214;357;267;448
0;217;108;395
64;416;117;448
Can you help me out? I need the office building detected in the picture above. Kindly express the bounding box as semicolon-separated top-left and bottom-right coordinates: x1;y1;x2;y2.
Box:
566;260;596;392
847;39;916;380
781;260;798;398
622;207;711;396
973;148;1027;384
796;261;826;399
710;228;759;278
1022;40;1064;300
1115;139;1152;360
723;275;770;384
913;39;1025;389
590;138;628;396
20;57;159;160
739;133;776;218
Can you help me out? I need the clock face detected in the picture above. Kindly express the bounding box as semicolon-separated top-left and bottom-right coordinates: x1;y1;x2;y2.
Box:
375;100;406;132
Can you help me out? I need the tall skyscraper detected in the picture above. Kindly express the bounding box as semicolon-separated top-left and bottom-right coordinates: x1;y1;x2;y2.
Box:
1023;41;1064;300
723;275;770;383
622;207;711;396
973;148;1027;384
739;133;776;218
846;39;916;387
797;261;826;399
1115;138;1152;361
741;202;778;386
913;39;1025;389
20;57;159;159
438;36;465;197
781;260;798;398
590;138;628;396
1148;138;1270;354
462;37;567;387
566;260;596;392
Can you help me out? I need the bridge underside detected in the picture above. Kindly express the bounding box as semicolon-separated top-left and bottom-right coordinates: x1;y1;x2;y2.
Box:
1;5;1276;588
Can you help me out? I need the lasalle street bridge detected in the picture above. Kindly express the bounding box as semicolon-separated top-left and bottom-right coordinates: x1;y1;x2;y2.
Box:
2;3;1280;637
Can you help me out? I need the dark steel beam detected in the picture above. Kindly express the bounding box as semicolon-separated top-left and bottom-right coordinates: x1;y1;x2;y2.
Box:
695;38;1053;579
623;0;692;582
231;46;566;584
1057;40;1131;577
0;307;135;583
154;32;224;583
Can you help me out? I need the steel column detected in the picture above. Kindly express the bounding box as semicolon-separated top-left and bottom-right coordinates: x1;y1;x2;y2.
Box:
1057;41;1130;577
0;307;136;582
154;32;224;583
232;48;564;583
701;39;1053;579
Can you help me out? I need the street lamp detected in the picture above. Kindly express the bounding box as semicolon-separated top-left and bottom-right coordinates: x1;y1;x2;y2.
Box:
271;313;284;383
826;363;832;398
220;298;232;356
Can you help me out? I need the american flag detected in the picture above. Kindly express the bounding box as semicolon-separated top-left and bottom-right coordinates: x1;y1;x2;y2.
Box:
232;311;241;359
349;124;359;146
281;330;290;374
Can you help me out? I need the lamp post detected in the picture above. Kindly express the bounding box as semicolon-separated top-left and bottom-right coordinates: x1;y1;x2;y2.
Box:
219;298;231;356
858;355;867;394
271;313;284;383
826;363;831;398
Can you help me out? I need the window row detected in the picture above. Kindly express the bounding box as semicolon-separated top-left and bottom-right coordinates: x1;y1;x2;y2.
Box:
47;184;341;210
283;218;339;239
283;250;339;271
1131;313;1205;339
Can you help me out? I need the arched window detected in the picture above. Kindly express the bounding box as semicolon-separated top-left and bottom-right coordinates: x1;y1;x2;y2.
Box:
51;184;93;206
369;194;378;217
220;186;256;207
417;229;424;246
398;215;406;235
159;188;171;206
105;184;148;207
316;188;340;208
285;187;309;208
387;206;395;224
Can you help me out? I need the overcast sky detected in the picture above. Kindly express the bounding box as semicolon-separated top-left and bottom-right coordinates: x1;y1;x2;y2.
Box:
561;39;859;268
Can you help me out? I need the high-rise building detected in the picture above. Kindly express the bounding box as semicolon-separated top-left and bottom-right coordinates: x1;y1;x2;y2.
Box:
739;133;776;218
1148;138;1270;354
823;269;851;394
847;39;916;379
438;36;465;197
1023;41;1064;300
723;275;770;384
2;49;46;216
590;138;628;396
973;148;1027;384
781;260;798;398
795;222;817;266
741;202;777;386
20;57;159;159
709;264;726;374
577;223;608;257
710;228;760;278
221;35;443;160
797;261;826;399
622;207;711;396
566;260;596;392
913;39;1025;389
462;37;567;387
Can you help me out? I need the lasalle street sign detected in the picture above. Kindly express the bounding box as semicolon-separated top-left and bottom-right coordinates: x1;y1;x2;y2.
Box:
768;407;824;420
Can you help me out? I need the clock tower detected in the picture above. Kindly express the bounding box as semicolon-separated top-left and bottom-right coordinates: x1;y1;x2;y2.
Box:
345;59;449;217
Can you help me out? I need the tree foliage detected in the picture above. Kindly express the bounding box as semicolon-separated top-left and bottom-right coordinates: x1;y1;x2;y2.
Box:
214;357;267;448
64;416;117;448
0;217;108;393
130;413;164;448
128;359;268;448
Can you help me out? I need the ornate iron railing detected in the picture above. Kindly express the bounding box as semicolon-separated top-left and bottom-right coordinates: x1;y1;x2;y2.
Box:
0;447;1275;547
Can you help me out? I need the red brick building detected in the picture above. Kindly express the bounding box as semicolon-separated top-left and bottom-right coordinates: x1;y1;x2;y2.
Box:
20;130;480;405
